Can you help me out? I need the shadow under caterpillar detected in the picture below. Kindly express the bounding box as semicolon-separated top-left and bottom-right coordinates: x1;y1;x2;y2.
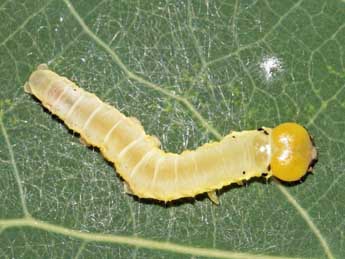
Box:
24;64;318;204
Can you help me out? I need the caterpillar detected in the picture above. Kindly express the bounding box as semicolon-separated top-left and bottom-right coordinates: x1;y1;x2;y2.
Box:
24;64;318;204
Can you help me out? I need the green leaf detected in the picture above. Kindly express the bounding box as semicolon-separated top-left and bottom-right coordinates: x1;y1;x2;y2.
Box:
0;0;344;258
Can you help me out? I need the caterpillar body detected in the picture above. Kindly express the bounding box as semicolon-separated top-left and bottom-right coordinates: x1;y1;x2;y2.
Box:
24;64;317;203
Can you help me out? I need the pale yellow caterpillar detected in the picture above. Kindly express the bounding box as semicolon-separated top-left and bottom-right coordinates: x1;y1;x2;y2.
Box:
24;64;318;204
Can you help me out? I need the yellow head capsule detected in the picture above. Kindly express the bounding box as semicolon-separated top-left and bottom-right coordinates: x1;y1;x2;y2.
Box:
271;122;317;182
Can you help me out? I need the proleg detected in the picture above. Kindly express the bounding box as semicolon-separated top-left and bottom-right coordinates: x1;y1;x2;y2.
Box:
24;64;318;203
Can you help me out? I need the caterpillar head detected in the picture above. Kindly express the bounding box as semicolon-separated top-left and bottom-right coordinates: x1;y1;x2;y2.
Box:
271;122;317;182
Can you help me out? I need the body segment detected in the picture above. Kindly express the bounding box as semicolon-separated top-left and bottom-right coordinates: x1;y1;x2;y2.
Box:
25;65;317;202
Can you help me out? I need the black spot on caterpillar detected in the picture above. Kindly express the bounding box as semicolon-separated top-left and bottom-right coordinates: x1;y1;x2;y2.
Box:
257;127;269;135
267;164;271;172
24;64;318;203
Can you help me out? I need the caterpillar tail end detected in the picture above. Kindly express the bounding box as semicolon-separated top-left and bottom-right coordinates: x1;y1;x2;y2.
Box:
24;64;50;94
37;63;49;70
23;82;32;94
